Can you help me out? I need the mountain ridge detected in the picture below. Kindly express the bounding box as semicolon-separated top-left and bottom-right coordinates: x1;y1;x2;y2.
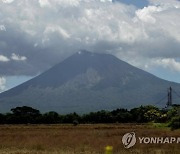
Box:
0;51;180;113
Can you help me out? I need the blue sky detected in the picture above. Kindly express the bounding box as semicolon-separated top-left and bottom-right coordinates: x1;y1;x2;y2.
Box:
5;76;33;91
114;0;149;8
0;0;180;92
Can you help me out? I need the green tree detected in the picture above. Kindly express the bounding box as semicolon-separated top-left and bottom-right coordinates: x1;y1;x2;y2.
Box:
167;106;180;120
169;116;180;130
111;108;132;123
42;111;61;124
144;109;161;122
10;106;41;124
130;105;160;123
63;112;81;123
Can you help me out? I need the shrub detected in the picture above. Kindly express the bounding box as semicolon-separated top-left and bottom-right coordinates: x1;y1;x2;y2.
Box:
169;116;180;130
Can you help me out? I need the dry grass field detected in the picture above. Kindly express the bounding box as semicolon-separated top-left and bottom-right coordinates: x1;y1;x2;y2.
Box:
0;124;179;154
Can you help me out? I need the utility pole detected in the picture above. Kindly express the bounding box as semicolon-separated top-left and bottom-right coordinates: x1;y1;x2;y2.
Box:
167;87;172;107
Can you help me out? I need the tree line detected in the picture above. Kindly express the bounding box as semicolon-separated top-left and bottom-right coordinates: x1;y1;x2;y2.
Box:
0;105;179;129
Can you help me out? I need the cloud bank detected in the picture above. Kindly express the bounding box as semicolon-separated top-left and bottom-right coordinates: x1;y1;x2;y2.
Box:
0;77;6;92
0;55;9;62
0;0;180;76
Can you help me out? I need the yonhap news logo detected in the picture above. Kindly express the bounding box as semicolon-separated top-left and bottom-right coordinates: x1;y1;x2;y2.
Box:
122;132;136;149
122;132;180;149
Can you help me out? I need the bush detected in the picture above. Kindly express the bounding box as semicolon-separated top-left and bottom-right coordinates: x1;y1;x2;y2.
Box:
169;116;180;130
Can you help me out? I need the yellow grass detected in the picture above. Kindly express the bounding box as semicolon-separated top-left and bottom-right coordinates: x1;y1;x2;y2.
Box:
0;124;179;154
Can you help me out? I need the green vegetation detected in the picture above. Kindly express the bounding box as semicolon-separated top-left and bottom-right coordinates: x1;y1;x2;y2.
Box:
169;116;180;130
0;105;179;130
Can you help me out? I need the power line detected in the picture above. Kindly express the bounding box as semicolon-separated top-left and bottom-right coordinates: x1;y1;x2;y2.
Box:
155;95;167;105
172;89;180;99
155;88;180;108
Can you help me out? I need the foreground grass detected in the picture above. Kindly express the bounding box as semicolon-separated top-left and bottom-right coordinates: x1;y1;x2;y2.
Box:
0;124;179;154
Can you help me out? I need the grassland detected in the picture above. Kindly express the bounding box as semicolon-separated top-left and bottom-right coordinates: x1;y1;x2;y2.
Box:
0;124;179;154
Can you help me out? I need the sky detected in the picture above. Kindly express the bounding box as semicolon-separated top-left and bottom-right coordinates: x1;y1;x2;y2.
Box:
0;0;180;92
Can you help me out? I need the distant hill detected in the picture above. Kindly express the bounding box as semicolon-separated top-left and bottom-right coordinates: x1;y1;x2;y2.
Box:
0;51;180;113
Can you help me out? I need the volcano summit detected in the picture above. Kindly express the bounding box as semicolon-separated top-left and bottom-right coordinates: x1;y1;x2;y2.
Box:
0;51;180;113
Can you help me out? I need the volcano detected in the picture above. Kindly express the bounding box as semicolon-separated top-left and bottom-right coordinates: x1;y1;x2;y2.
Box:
0;51;180;113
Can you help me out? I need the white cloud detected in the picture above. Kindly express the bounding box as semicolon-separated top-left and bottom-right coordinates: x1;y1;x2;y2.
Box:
100;0;112;2
153;58;180;72
39;0;51;8
11;53;27;61
1;0;14;4
0;77;6;92
0;55;9;62
44;25;70;39
0;25;6;31
135;6;162;23
0;0;180;76
149;0;180;7
58;0;81;7
43;0;82;8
